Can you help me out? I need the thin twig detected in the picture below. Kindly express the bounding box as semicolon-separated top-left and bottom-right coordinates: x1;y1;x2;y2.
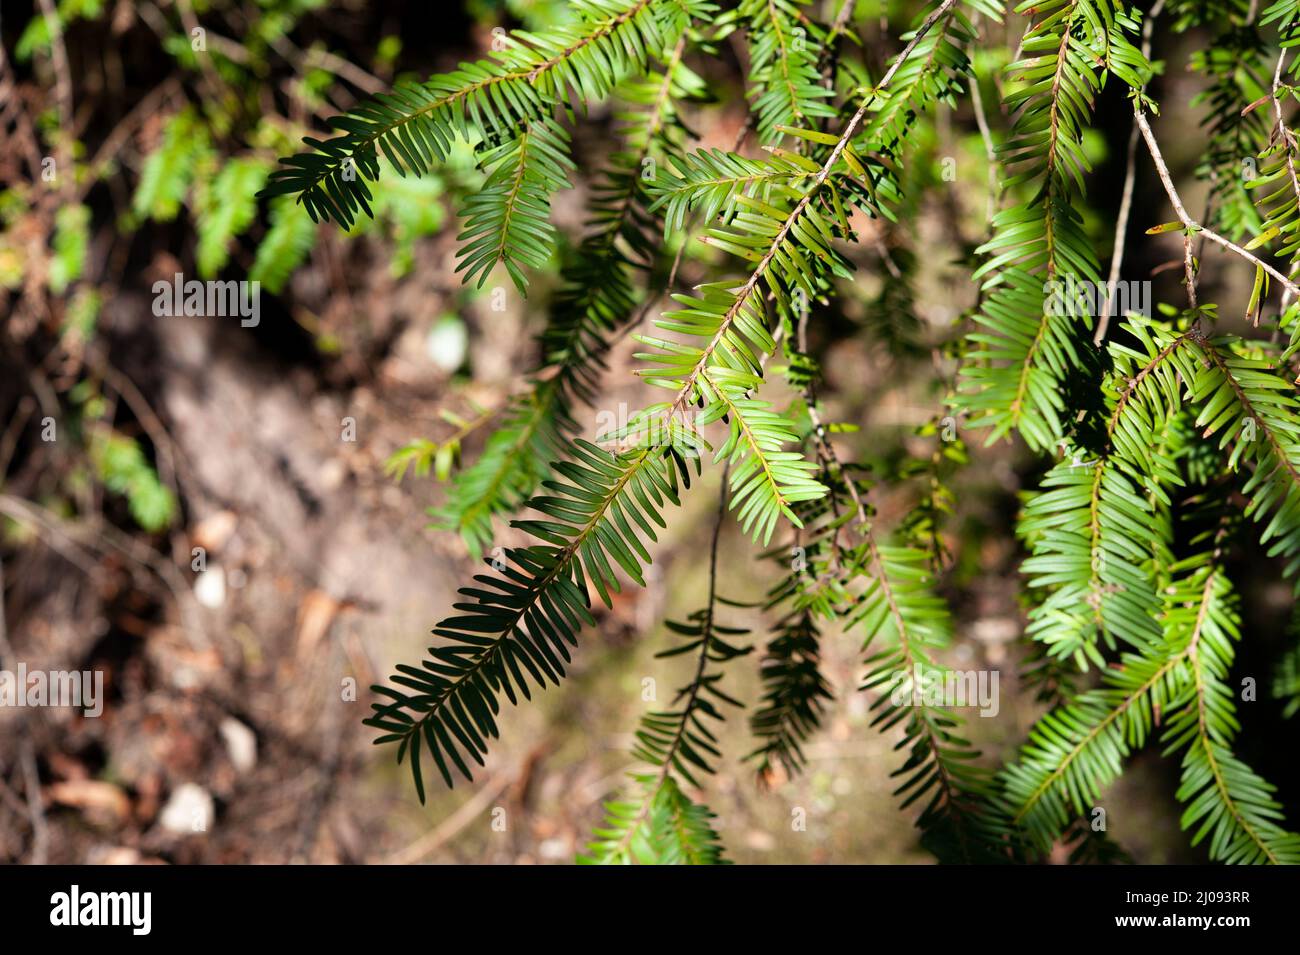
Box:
17;742;46;865
824;0;857;50
0;495;209;652
967;49;998;224
384;771;514;864
1134;108;1300;299
620;111;755;344
0;397;35;483
815;0;859;128
1183;231;1199;309
171;0;225;103
35;0;73;151
1271;46;1300;319
1095;0;1165;344
0;22;46;179
75;78;182;204
93;356;184;506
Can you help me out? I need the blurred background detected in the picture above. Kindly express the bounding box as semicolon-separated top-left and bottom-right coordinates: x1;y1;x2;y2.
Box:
1;0;1296;864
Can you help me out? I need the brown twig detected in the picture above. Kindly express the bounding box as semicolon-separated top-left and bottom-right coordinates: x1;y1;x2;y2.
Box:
384;770;515;864
1135;107;1300;299
75;78;182;204
0;495;209;652
36;0;73;158
1095;0;1165;343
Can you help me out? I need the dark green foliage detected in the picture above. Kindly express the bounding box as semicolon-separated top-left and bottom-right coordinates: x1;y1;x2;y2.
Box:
1275;608;1300;718
747;607;833;781
579;603;750;864
366;434;701;796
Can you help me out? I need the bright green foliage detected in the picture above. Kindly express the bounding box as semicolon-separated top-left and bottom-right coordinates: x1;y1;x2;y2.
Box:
132;113;327;294
49;204;90;295
648;147;818;234
727;0;837;142
698;369;827;543
249;197;318;294
431;391;572;558
580;774;729;863
1001;324;1300;861
433;40;710;554
90;430;176;533
197;159;270;278
264;0;1300;866
260;0;715;286
385;406;495;485
1000;557;1208;854
1017;320;1189;669
133;109;209;223
1192;339;1300;579
1160;552;1300;864
854;0;983;196
1190;31;1270;242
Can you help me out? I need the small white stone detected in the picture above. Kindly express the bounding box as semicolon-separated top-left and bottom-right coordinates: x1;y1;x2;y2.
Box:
318;457;347;489
194;567;226;608
537;838;569;860
219;718;257;773
159;783;214;835
426;316;468;372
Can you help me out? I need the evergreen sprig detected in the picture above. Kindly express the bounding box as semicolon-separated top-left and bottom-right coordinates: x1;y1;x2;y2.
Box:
320;0;1300;866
